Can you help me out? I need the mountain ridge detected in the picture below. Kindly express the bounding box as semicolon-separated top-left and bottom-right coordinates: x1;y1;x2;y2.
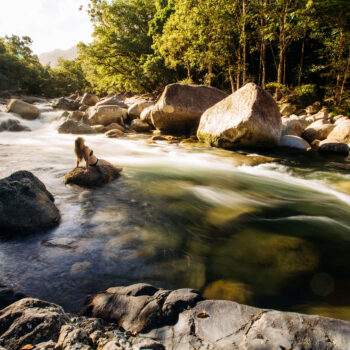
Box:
39;46;77;67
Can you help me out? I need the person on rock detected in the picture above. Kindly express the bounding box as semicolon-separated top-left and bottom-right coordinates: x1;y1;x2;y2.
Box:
74;137;123;173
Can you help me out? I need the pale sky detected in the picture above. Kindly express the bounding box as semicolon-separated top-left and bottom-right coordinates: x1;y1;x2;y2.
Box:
0;0;93;55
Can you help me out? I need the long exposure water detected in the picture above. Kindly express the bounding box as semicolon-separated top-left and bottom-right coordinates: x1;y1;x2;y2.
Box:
1;103;350;321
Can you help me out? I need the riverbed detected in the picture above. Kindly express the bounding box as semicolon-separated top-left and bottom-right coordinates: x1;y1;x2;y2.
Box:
1;104;350;321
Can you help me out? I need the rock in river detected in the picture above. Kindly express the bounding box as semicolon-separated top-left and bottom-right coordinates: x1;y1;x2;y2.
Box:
0;117;31;132
151;83;228;133
58;120;95;134
64;166;121;187
52;97;80;111
6;99;40;120
0;171;60;236
197;83;282;149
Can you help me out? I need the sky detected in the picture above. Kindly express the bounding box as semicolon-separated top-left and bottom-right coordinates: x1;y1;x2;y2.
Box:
0;0;93;55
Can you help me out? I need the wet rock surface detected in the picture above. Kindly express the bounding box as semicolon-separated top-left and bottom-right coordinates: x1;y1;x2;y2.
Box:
58;120;95;134
64;166;121;187
0;284;349;350
0;117;31;132
0;171;60;235
6;99;40;120
52;97;80;111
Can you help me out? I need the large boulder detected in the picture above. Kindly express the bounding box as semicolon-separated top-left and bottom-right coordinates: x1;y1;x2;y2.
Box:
151;83;228;133
52;97;80;111
327;120;350;144
96;96;128;109
302;120;335;143
197;83;282;149
140;105;155;124
128;101;154;118
0;117;30;132
86;105;128;126
81;93;99;106
58;120;95;134
64;166;121;187
105;129;124;138
279;135;311;151
0;171;60;235
0;298;68;350
6;99;40;120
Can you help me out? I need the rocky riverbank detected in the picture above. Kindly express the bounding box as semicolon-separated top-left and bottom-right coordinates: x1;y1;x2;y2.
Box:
1;283;350;350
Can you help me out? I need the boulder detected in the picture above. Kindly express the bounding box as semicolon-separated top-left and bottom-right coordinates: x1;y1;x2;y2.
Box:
0;171;60;235
301;120;335;143
58;120;95;134
86;105;128;126
81;93;99;106
280;103;297;116
6;99;40;120
130;119;150;133
0;118;31;132
104;123;125;132
151;83;228;133
328;120;350;143
317;139;350;156
52;97;79;111
66;110;84;122
313;107;329;121
333;115;348;124
105;129;124;138
140;105;154;123
64;166;121;187
197;83;282;149
305;102;321;115
91;125;105;133
96;96;128;109
128;101;154;118
0;298;68;350
279;135;311;151
79;105;89;112
282;119;303;136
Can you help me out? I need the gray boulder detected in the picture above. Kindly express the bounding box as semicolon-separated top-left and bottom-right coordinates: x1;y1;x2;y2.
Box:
96;96;128;109
282;119;303;136
128;101;154;118
0;298;68;350
6;99;40;120
315;139;350;156
58;120;95;134
302;120;335;143
0;171;60;235
327;120;350;143
81;93;99;106
86;105;128;126
0;117;30;132
52;97;80;111
151;83;228;133
130;119;150;132
105;129;124;138
197;83;281;149
64;166;121;187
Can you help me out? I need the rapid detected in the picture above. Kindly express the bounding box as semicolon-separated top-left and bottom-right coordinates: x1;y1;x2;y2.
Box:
1;103;350;321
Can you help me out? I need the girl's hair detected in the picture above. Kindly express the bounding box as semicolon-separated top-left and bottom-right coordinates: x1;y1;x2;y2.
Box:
75;137;85;162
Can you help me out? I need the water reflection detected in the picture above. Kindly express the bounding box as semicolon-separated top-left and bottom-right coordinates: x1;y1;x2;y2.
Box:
0;109;350;321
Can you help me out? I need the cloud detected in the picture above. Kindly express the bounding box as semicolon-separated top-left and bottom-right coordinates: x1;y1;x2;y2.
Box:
0;0;93;54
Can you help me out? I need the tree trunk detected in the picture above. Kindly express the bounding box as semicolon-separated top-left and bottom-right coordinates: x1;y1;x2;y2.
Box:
242;0;247;85
228;59;235;93
298;27;307;86
208;63;213;86
262;40;266;89
186;62;191;81
283;48;286;85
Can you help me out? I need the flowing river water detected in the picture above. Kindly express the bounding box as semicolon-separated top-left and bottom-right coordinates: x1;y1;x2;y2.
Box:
1;103;350;321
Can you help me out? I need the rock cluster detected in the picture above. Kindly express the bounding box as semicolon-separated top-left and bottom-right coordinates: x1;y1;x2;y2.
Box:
0;171;60;236
0;283;350;350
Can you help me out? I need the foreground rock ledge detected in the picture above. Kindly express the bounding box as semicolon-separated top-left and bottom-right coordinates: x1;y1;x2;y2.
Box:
0;171;60;235
2;284;348;350
64;166;121;187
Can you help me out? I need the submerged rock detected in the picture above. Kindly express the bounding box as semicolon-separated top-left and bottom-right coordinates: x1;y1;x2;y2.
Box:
0;171;60;235
151;83;227;133
64;166;121;187
0;298;68;350
197;83;282;149
6;99;40;120
0;117;31;132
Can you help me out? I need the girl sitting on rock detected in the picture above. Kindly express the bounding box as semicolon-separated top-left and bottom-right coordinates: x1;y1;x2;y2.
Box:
74;137;123;173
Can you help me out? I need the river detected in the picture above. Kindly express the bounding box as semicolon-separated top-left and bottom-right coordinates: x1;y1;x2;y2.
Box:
1;103;350;321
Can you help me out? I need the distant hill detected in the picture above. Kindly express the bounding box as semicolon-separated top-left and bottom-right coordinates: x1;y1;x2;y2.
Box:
39;46;78;67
